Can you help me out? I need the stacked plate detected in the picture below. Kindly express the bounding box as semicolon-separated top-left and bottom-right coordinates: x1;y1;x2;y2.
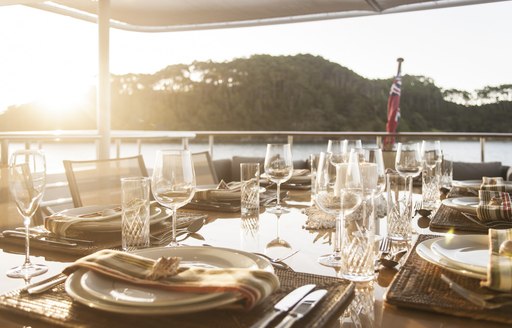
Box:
441;197;479;214
65;246;273;315
56;203;169;233
416;235;489;279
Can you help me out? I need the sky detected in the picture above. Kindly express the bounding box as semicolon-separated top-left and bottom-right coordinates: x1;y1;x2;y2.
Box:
0;1;511;113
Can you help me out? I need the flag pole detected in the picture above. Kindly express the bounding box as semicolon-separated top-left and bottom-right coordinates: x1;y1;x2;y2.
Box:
396;57;404;76
384;57;404;151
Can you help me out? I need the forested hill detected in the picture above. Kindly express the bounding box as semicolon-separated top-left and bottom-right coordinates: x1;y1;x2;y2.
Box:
1;54;511;132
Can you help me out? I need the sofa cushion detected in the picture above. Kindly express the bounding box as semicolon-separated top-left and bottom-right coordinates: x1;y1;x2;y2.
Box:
452;161;503;180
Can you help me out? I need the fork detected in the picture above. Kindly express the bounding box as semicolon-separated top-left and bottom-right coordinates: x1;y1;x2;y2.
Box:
441;274;512;309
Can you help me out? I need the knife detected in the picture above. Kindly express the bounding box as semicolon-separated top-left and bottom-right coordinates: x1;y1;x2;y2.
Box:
274;289;328;328
2;230;78;247
249;284;316;328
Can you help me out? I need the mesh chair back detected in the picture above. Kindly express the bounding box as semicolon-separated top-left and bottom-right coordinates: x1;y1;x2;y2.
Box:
64;155;148;207
192;151;219;186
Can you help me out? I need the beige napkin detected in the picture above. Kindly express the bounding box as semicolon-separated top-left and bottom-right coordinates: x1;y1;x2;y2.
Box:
44;206;122;236
476;190;512;223
63;249;279;310
194;180;241;201
481;177;512;193
482;228;512;292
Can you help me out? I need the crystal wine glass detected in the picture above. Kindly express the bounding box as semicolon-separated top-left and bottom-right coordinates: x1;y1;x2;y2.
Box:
7;149;47;278
327;139;347;165
264;143;293;214
361;148;386;197
151;149;196;247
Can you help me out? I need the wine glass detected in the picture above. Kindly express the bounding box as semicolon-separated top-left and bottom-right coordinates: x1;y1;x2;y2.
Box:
7;149;47;278
361;148;386;197
395;142;422;179
327;139;347;165
345;139;363;161
151;149;196;247
314;151;342;266
420;140;442;169
264;143;293;214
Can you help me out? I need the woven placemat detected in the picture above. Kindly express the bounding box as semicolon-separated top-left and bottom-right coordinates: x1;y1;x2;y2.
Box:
386;234;512;324
0;268;354;328
429;204;487;233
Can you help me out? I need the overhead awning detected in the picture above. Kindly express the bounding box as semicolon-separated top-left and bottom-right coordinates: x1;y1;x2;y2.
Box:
24;0;509;32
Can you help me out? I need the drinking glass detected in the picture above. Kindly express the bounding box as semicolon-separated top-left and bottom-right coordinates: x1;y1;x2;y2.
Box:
264;143;293;214
361;148;385;197
151;149;196;247
7;149;47;278
327;139;347;165
395;142;422;178
420;140;442;169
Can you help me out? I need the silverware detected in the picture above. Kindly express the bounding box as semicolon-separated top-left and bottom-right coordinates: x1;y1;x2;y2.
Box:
249;284;316;328
2;230;78;247
27;275;67;294
21;273;66;294
441;274;512;309
14;227;94;244
274;289;327;328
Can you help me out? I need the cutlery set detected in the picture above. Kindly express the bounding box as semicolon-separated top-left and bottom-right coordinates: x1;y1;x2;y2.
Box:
249;284;326;328
1;230;91;247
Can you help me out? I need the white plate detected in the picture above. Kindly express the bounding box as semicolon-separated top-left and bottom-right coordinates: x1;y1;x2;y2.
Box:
430;235;489;274
416;237;486;280
65;204;169;232
452;197;479;206
65;246;273;314
452;180;482;188
81;271;221;307
442;197;479;214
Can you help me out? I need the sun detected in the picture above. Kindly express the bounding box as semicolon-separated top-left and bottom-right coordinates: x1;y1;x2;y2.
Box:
35;77;94;115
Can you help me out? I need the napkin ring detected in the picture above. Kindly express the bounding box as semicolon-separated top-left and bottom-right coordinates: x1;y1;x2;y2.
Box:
146;256;181;280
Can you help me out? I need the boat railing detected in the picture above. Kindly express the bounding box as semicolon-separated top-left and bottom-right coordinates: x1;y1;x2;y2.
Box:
1;130;511;165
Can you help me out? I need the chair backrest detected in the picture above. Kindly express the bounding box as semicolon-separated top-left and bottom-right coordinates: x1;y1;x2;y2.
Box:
192;151;219;186
63;155;148;207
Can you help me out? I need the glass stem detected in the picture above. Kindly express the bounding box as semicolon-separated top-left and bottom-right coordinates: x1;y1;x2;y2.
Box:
276;183;281;209
334;213;342;255
23;216;32;266
169;207;178;247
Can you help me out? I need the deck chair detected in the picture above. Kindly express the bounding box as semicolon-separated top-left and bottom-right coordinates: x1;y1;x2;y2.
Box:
63;155;149;208
192;151;219;186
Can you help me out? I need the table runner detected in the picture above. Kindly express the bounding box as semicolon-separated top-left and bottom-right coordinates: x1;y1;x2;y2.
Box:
0;268;354;328
429;204;487;233
386;234;512;324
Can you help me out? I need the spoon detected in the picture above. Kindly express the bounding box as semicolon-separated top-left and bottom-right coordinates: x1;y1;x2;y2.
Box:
151;218;205;245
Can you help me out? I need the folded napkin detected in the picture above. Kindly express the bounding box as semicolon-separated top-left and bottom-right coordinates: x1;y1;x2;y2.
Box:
194;180;241;202
481;177;512;193
63;249;279;310
44;206;122;236
476;190;512;223
482;228;512;292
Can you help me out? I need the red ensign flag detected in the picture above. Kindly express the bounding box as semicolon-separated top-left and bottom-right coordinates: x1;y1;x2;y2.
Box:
384;58;403;150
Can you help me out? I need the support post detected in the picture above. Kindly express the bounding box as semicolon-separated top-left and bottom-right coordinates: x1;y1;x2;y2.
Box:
97;0;111;160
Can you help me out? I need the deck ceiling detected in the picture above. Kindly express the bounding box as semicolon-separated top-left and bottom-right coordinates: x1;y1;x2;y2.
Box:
22;0;510;32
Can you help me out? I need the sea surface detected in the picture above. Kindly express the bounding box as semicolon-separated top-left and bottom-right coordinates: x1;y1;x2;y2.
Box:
7;140;511;174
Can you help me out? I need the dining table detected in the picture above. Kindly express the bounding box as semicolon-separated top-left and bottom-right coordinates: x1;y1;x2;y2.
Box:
0;188;509;328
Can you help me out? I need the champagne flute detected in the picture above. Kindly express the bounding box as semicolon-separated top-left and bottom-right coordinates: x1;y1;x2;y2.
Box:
7;149;47;278
151;149;196;247
264;143;293;214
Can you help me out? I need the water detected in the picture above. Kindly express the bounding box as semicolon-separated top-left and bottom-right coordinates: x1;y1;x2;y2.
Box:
8;140;512;174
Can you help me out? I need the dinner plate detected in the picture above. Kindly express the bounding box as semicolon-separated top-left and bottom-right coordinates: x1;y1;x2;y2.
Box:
430;235;489;274
415;237;486;280
81;271;221;307
451;180;482;188
441;197;479;214
65;204;169;232
65;246;273;314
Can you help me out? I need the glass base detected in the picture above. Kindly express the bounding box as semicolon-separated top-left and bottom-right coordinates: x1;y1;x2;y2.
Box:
318;253;343;268
266;206;290;214
340;272;375;282
7;263;48;279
